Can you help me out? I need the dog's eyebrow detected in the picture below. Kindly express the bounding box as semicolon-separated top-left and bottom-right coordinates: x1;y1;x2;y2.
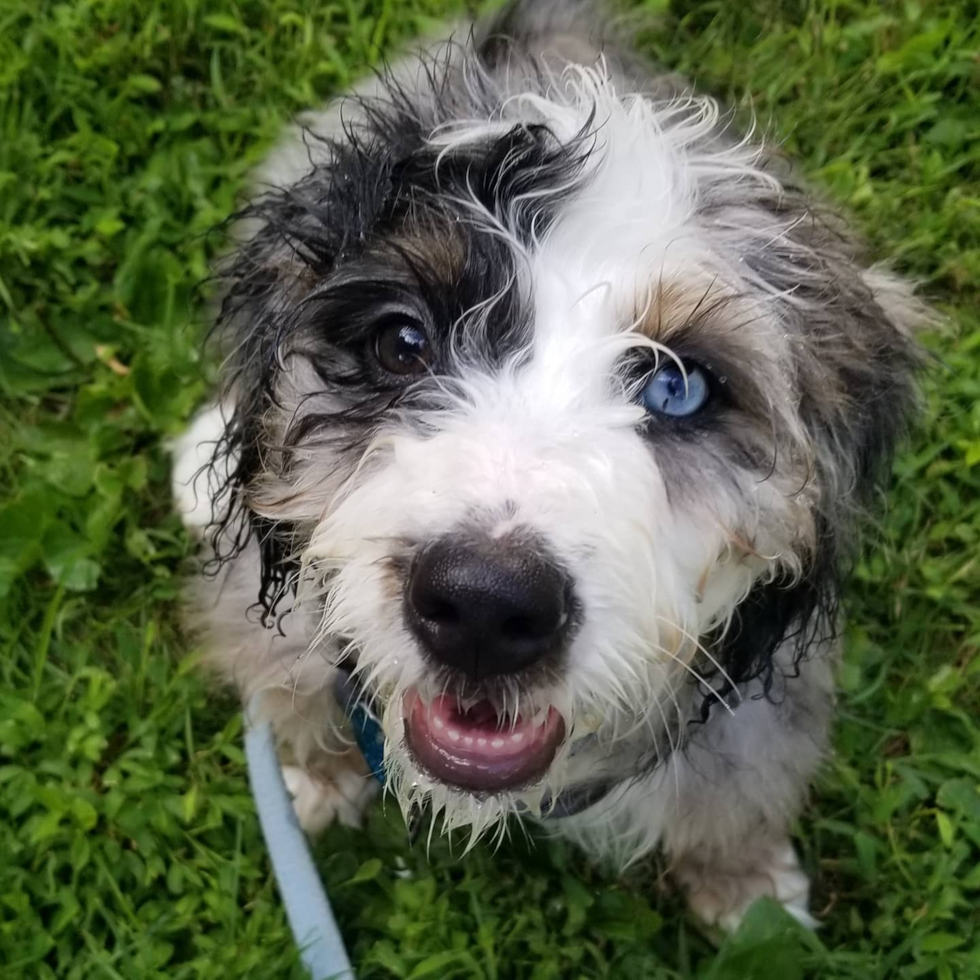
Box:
383;229;466;283
627;280;794;427
631;279;735;342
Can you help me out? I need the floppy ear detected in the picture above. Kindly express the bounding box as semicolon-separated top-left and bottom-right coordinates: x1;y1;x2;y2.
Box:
202;102;438;622
700;200;927;713
202;173;348;624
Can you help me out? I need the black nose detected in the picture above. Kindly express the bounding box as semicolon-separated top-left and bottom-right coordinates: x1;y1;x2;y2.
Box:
405;535;575;679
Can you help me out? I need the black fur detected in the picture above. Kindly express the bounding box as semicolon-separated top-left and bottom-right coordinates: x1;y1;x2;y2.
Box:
205;52;595;623
200;9;920;728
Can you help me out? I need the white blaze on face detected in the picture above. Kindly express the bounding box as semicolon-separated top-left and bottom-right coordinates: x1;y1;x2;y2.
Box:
301;68;798;820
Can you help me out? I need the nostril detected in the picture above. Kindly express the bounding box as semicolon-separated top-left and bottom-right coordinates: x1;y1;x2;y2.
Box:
419;599;459;625
502;613;553;641
501;615;533;640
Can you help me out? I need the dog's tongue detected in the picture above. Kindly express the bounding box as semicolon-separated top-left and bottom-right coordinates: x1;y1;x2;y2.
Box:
403;689;564;792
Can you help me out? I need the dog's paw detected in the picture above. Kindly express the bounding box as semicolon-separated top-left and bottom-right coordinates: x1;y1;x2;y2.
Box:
282;757;378;835
677;842;816;935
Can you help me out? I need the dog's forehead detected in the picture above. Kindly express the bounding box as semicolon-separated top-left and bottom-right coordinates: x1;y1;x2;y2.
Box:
375;83;780;364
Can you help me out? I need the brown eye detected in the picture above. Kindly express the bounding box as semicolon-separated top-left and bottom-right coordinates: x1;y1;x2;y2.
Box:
374;319;433;376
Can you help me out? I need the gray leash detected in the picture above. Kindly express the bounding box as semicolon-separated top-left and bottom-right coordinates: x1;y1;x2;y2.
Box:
244;696;355;980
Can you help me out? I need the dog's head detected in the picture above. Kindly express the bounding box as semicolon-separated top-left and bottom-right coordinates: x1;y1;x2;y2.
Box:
210;56;921;838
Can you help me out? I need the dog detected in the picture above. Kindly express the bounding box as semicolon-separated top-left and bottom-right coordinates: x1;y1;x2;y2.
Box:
172;0;925;932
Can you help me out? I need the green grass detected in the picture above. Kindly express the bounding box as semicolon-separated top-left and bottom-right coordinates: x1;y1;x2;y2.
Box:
1;0;978;977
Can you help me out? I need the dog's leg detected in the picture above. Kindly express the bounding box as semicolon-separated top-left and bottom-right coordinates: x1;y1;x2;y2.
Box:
172;404;377;834
261;686;379;835
660;653;835;933
187;544;378;836
671;837;813;934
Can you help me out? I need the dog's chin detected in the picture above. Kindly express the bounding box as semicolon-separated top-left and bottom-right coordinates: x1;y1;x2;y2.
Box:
402;687;566;794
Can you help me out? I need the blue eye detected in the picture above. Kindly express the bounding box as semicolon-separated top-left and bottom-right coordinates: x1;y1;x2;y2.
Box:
640;361;710;417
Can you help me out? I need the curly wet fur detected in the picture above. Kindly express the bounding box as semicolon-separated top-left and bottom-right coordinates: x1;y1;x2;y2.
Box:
173;0;926;929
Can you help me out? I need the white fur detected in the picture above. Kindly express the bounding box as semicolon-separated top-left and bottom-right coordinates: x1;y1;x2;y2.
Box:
287;68;814;849
170;23;915;934
681;842;816;934
170;402;233;532
282;764;379;834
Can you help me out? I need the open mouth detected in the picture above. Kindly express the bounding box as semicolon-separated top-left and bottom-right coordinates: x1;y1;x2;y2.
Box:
403;687;565;793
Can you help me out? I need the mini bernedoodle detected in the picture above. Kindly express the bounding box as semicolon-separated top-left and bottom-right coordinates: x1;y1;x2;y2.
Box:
173;0;927;932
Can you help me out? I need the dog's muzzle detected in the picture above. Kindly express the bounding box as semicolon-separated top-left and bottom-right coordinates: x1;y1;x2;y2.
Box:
395;529;577;791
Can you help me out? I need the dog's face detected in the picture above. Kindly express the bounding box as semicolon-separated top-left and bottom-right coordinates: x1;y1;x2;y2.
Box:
215;64;918;837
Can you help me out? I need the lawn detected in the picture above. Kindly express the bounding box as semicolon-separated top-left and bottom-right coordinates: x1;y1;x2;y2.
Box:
1;0;979;977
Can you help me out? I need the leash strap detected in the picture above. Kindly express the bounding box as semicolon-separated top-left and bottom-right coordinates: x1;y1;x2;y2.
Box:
244;680;618;980
244;696;356;980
